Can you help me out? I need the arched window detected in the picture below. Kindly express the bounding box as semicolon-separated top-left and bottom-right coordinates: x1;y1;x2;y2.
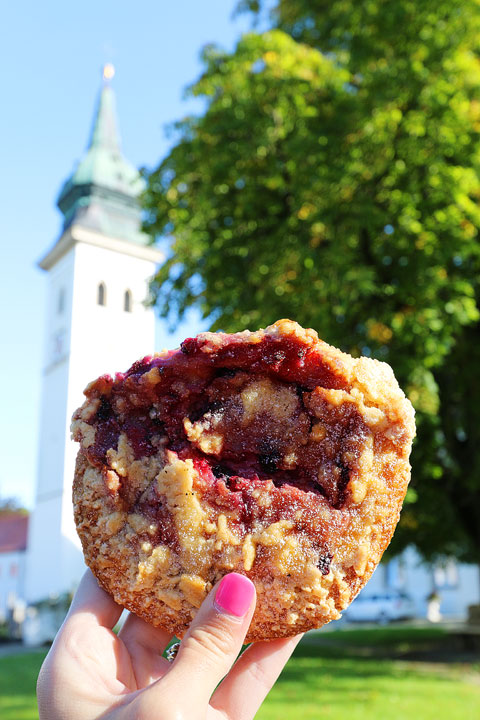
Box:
124;289;132;312
97;282;106;306
57;287;65;315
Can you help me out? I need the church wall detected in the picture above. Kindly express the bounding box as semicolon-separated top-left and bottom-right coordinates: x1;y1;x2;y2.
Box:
27;236;159;603
24;496;63;601
68;240;157;387
25;249;76;602
35;249;75;498
60;239;158;596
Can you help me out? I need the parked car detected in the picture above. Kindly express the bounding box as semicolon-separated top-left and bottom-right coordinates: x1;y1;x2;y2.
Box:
343;590;416;624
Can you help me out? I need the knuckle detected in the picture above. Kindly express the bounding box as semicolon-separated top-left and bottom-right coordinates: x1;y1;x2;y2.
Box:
245;659;275;693
186;618;236;662
61;621;89;659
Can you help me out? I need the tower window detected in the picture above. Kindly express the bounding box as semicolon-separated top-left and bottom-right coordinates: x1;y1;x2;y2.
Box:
58;287;65;315
124;289;132;312
97;282;106;306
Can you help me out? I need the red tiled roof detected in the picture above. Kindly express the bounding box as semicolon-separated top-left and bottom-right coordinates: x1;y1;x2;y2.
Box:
0;514;29;553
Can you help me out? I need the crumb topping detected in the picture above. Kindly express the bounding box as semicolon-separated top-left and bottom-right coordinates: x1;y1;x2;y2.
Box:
72;319;415;641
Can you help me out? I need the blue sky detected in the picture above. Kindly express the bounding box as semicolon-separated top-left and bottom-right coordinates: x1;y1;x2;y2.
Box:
0;1;269;508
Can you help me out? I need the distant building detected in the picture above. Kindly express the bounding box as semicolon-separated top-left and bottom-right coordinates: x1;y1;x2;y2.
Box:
25;66;163;619
0;512;28;624
350;547;479;621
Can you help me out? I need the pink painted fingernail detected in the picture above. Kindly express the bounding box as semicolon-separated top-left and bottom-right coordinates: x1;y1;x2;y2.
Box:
215;573;255;617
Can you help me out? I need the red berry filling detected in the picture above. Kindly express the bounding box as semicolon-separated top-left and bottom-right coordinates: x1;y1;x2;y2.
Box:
80;331;368;551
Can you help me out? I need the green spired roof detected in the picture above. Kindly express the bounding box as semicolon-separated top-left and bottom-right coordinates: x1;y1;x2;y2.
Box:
56;66;147;244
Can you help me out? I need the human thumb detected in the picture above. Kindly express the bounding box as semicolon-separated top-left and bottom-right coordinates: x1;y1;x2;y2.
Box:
165;573;256;703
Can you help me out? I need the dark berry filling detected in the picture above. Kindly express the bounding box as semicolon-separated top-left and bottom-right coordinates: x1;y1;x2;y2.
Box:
317;552;334;576
80;332;368;554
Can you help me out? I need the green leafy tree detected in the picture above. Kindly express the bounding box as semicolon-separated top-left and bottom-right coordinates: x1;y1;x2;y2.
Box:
143;2;480;565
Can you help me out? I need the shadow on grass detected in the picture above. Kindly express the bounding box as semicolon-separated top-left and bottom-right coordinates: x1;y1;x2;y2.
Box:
282;644;457;686
297;625;479;665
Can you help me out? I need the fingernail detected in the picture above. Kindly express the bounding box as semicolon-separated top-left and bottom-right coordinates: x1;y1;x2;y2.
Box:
214;573;255;618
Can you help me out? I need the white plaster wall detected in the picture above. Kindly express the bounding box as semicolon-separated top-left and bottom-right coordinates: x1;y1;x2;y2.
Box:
61;240;158;561
35;362;70;497
35;249;75;498
68;239;157;390
25;248;76;602
25;496;63;601
42;249;75;369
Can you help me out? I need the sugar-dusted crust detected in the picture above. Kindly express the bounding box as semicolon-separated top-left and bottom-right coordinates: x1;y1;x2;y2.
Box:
72;319;415;642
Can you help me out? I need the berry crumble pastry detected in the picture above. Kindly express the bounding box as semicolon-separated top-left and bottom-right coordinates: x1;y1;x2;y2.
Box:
72;319;415;641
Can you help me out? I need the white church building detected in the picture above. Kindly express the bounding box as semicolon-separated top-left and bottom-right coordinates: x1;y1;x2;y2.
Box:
24;67;163;639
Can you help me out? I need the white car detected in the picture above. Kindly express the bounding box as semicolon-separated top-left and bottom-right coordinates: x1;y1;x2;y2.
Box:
343;590;416;624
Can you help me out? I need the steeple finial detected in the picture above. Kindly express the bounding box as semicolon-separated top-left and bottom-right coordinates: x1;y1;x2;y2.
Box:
88;66;121;152
102;63;115;83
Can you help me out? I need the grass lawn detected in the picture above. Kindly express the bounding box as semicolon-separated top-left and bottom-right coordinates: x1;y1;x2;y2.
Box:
0;650;47;720
0;627;479;720
257;627;480;720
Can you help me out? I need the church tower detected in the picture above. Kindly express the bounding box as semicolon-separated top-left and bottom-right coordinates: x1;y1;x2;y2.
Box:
25;66;163;603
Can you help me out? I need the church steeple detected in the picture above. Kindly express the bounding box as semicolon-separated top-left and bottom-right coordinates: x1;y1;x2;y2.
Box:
56;66;147;244
88;64;122;153
27;68;163;618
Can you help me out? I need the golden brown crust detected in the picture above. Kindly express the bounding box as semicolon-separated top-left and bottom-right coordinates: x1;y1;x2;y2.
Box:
72;319;415;642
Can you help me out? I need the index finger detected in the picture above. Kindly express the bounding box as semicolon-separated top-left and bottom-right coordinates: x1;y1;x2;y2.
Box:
66;568;124;630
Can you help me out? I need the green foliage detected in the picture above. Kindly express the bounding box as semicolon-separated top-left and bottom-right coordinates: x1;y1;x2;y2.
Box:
144;2;480;563
145;30;354;330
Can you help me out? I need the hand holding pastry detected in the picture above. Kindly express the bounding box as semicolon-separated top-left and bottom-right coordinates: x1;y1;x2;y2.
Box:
37;569;301;720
